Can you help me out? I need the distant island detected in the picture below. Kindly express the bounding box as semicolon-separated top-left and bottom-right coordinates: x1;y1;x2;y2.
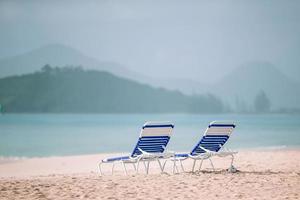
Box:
0;65;225;113
1;44;300;113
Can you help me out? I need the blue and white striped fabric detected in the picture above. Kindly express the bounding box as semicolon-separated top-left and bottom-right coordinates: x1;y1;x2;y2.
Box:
131;122;174;157
102;121;174;163
174;121;235;158
190;121;235;155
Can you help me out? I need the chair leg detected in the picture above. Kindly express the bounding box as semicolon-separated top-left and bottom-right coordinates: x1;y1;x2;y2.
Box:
146;161;150;174
198;159;203;171
192;159;197;172
228;154;237;173
112;163;115;175
157;159;164;173
208;158;215;171
122;162;128;175
162;160;167;172
230;154;235;167
132;163;137;171
179;160;185;172
172;159;177;174
175;161;179;173
143;161;147;173
136;160;140;174
173;159;179;174
98;162;103;176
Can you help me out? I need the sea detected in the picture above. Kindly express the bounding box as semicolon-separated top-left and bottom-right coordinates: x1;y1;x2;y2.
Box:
0;114;300;158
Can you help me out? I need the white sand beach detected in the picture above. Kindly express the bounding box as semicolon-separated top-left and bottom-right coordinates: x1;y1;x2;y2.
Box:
0;149;300;199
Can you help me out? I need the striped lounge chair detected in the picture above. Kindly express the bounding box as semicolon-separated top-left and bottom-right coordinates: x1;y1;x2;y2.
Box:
98;121;175;175
173;121;237;173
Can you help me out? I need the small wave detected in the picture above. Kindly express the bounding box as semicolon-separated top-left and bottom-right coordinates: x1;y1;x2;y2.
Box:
257;145;288;150
0;156;28;164
230;145;294;151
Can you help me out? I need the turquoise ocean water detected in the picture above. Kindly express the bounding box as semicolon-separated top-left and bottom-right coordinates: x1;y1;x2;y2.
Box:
0;114;300;157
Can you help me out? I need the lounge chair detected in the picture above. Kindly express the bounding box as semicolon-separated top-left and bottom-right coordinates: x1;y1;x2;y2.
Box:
172;121;237;173
98;121;175;175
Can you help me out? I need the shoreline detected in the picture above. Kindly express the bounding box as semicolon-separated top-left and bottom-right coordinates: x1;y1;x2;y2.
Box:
0;149;300;178
1;146;300;161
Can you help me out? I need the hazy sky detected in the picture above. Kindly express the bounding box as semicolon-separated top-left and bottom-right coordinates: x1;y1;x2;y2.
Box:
0;0;299;83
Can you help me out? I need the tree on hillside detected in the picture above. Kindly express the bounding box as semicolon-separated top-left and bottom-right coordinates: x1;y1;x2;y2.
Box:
254;90;271;113
0;66;226;113
41;64;52;73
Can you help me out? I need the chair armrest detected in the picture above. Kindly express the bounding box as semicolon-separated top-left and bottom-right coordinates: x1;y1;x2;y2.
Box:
198;145;216;155
137;147;175;159
138;147;151;155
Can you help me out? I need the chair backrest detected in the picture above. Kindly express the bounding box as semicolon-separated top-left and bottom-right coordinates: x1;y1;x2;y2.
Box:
190;121;235;155
131;121;174;157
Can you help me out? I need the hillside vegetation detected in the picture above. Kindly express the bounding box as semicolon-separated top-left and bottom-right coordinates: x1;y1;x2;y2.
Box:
0;66;224;113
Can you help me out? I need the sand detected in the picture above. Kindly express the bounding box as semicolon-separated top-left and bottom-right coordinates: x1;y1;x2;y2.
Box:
0;149;300;199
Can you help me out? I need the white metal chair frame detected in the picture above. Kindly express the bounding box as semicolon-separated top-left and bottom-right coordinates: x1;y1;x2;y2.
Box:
171;144;238;173
98;148;176;175
171;120;238;173
98;121;175;175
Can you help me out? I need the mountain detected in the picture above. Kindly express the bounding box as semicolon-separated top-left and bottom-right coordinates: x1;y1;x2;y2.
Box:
1;45;298;111
0;66;224;113
211;61;300;110
0;44;207;93
0;44;212;95
154;78;209;95
0;44;141;81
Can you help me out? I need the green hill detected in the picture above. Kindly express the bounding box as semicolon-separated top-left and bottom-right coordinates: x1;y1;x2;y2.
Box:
0;66;224;113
